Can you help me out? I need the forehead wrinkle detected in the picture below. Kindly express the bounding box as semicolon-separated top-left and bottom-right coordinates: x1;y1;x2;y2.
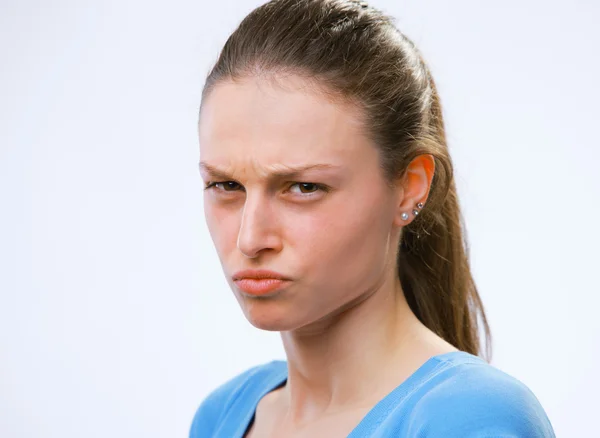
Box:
199;160;340;182
255;162;308;180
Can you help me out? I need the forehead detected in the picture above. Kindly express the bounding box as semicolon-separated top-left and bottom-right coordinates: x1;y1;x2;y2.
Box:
198;75;372;170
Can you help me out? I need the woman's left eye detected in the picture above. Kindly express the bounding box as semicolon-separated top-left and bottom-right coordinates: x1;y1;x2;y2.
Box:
290;183;323;194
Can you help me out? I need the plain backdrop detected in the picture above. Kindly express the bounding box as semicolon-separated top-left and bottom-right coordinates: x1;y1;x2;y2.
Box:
1;0;599;437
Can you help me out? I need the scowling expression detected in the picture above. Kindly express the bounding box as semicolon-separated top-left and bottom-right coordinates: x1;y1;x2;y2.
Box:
199;74;408;333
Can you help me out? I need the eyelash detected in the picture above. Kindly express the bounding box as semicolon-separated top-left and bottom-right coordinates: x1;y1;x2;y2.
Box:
203;181;329;196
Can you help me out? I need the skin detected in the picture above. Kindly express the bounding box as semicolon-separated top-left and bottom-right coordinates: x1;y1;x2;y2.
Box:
199;74;457;437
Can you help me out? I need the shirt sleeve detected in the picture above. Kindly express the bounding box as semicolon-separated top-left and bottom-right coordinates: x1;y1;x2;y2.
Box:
407;366;556;438
189;364;262;438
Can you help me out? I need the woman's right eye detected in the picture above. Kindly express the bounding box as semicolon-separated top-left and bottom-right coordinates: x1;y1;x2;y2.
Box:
205;181;242;192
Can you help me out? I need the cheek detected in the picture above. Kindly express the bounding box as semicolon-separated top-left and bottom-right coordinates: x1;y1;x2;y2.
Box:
203;202;239;254
289;195;392;291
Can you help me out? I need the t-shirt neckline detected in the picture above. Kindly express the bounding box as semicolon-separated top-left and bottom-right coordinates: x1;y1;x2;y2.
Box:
236;350;481;437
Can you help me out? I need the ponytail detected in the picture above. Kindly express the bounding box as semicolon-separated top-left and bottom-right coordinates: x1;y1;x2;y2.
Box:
398;75;492;360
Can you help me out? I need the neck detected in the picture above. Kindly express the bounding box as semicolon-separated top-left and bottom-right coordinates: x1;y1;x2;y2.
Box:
277;269;452;427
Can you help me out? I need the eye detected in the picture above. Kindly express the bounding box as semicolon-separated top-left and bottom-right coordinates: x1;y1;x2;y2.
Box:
290;183;322;194
204;181;243;192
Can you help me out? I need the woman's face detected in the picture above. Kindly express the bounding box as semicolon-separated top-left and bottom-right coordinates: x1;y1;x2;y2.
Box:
199;75;402;332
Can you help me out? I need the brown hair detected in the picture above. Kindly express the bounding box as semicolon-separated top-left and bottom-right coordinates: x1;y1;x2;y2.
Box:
200;0;492;360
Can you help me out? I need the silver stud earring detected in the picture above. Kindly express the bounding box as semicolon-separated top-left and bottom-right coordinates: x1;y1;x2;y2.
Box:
401;212;409;220
417;202;424;209
412;209;419;216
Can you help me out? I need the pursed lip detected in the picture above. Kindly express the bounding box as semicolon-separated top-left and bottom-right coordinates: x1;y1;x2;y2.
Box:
232;269;291;281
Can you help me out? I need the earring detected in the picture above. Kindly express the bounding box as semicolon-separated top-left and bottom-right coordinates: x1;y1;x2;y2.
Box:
401;212;409;220
413;202;424;216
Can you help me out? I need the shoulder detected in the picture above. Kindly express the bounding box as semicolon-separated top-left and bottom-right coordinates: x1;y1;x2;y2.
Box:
189;360;286;438
406;353;556;437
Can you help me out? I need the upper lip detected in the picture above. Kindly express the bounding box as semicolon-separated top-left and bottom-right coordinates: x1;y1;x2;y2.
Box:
232;269;291;281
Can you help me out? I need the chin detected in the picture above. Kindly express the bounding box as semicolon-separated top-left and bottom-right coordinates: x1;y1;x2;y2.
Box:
245;312;297;331
241;303;303;332
247;319;291;331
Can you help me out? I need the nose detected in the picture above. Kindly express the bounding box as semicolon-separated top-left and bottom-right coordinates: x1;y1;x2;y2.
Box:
237;193;281;258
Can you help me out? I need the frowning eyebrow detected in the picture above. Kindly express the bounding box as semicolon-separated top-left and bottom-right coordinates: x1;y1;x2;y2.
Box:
199;162;341;180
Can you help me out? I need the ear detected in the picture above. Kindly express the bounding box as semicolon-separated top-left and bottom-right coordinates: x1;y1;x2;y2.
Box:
392;154;435;227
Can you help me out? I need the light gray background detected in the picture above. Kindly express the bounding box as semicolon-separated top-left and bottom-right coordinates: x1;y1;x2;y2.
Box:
1;0;598;437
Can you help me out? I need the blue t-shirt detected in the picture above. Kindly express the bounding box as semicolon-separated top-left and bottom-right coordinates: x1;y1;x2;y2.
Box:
190;350;555;437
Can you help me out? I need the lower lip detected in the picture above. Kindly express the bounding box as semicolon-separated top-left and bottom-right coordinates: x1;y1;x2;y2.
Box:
234;279;290;296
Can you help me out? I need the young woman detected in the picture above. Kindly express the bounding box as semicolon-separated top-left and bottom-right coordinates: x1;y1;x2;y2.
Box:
191;0;555;436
